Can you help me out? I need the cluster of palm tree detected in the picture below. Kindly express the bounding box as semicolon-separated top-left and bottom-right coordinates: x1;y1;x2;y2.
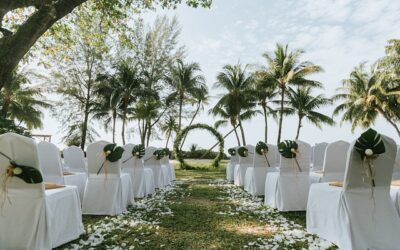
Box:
210;44;334;145
334;39;400;137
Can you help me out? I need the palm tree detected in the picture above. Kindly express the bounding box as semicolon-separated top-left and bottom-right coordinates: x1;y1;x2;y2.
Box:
213;63;255;145
180;85;209;149
334;63;400;136
0;70;50;129
285;87;334;139
253;73;278;142
210;103;259;146
262;44;323;144
166;59;206;132
159;115;178;148
109;61;145;145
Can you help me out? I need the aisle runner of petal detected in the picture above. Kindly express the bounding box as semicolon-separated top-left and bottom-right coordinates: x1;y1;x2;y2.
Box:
63;181;189;250
209;179;335;250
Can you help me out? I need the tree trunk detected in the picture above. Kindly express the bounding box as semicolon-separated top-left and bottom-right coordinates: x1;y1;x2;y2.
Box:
262;103;268;142
121;103;127;145
0;0;87;90
165;130;172;148
80;111;89;150
112;109;116;143
277;85;285;144
178;94;183;132
376;106;400;137
233;125;241;146
146;121;151;147
1;98;10;118
295;116;302;140
180;101;200;150
238;117;246;145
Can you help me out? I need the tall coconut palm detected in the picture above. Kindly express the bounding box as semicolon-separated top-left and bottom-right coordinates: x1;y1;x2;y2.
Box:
0;70;50;129
166;59;206;132
110;61;145;145
253;73;278;142
180;85;209;149
285;87;334;139
160;115;178;148
334;63;400;136
213;63;255;145
262;44;323;144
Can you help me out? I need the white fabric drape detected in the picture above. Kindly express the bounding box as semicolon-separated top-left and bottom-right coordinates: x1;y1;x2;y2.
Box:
121;144;155;197
38;141;87;201
392;146;400;180
63;146;88;174
82;141;134;215
160;154;175;182
312;142;328;171
307;135;400;249
234;145;255;186
244;144;278;196
226;146;239;182
0;133;83;249
264;140;311;211
310;140;350;184
143;147;170;188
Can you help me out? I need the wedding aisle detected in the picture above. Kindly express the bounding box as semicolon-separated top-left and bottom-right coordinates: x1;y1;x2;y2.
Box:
59;168;336;250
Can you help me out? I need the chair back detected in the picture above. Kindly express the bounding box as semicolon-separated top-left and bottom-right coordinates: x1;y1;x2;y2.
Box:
0;133;44;195
238;145;255;166
323;140;350;176
253;144;277;168
86;141;121;177
63;145;87;173
312;142;328;171
38;141;64;184
344;135;396;191
229;146;240;165
280;140;311;173
143;146;160;167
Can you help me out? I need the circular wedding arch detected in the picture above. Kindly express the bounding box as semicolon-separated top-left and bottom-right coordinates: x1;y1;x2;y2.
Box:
174;123;224;168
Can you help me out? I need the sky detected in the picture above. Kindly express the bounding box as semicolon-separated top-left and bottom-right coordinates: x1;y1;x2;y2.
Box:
33;0;400;150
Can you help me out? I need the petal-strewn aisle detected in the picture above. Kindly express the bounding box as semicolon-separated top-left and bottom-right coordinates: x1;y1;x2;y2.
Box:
60;168;336;249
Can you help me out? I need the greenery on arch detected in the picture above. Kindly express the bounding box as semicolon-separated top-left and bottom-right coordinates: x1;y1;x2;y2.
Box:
174;123;224;169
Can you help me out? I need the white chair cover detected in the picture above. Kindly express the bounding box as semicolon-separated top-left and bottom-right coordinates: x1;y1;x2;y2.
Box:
234;145;255;186
244;144;278;196
312;142;328;171
159;149;173;184
307;135;400;249
63;145;88;173
0;133;83;249
121;144;155;197
82;141;134;215
161;153;176;181
226;146;240;182
143;147;169;188
392;146;400;180
310;140;350;183
38;141;87;201
264;140;311;211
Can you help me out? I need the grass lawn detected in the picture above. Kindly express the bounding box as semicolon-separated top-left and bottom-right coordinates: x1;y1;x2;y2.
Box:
59;161;336;250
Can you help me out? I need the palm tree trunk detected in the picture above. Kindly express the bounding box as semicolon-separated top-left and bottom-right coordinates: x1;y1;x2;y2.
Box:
180;101;200;150
238;117;246;145
295;116;302;140
80;111;89;150
262;103;268;142
376;106;400;137
121;103;127;145
165;130;172;148
146;121;151;147
233;125;241;146
112;110;116;143
178;95;183;132
1;98;10;118
277;86;285;144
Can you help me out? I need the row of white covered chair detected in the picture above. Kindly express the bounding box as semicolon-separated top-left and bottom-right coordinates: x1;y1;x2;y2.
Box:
0;133;175;249
227;133;400;249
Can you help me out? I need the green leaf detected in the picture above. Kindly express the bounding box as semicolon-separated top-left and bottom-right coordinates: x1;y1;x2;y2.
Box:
354;128;386;160
255;141;269;155
278;140;298;158
237;147;249;157
132;144;145;159
228;148;236;156
153;150;164;160
10;161;43;184
104;143;124;162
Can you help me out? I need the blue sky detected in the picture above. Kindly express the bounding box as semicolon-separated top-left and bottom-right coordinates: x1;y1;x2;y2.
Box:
35;0;400;149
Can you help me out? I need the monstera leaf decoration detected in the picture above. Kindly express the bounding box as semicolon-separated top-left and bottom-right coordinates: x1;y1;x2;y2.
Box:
354;128;386;187
162;148;170;158
0;152;43;184
278;140;298;158
228;148;236;156
237;147;249;157
255;141;269;155
132;144;145;159
153;150;164;160
104;144;124;162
